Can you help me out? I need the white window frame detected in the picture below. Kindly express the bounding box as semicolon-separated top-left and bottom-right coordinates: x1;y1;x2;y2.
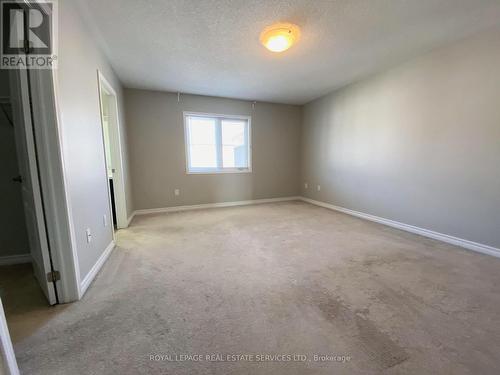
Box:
183;111;252;174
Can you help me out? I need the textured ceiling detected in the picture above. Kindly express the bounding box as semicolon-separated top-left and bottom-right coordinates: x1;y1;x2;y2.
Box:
77;0;500;104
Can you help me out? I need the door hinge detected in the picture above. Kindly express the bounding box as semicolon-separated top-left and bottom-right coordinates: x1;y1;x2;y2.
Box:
47;270;61;282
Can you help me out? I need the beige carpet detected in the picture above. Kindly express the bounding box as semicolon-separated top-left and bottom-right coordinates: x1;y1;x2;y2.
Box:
11;201;500;374
0;264;68;343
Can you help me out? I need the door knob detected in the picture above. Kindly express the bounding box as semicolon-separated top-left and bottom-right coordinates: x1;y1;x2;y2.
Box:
12;175;23;183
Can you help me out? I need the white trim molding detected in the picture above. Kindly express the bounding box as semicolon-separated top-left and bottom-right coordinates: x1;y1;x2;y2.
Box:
300;197;500;258
0;298;19;375
80;241;115;298
134;196;301;216
127;213;135;227
0;254;31;266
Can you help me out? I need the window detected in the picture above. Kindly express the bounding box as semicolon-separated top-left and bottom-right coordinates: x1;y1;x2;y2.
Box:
184;112;251;173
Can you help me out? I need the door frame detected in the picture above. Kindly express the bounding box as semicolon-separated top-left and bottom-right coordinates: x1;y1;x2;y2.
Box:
97;71;128;229
0;298;19;375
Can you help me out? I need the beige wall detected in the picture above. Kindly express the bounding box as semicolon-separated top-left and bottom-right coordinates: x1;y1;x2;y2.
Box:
57;0;132;280
301;27;500;248
125;89;301;209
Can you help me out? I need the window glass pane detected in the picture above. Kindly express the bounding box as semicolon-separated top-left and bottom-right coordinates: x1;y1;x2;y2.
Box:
221;120;247;168
189;117;216;145
188;117;217;168
190;145;217;168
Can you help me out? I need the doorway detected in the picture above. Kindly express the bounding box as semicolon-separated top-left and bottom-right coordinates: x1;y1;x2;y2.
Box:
0;67;60;304
0;76;30;269
0;67;68;367
97;72;127;229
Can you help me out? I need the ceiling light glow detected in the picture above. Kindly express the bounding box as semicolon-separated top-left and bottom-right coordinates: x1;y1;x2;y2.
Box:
260;23;300;53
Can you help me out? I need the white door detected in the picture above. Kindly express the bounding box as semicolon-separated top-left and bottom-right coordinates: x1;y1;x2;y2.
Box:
9;69;58;305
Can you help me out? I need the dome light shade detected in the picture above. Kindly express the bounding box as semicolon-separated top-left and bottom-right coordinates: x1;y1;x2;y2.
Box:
260;23;300;53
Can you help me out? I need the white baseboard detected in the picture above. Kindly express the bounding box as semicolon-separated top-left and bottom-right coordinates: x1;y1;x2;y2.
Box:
300;197;500;258
133;196;301;216
126;213;135;227
0;254;31;266
80;241;115;298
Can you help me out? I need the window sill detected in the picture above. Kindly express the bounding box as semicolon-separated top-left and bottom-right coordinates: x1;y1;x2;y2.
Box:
186;168;252;175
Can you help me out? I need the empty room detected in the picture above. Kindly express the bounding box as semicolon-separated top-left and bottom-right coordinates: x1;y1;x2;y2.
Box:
1;0;500;374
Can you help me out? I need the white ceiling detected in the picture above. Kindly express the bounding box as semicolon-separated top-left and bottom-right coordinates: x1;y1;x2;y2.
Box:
78;0;500;105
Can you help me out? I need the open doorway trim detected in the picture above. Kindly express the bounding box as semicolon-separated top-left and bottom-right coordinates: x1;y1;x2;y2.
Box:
0;299;19;375
97;71;128;230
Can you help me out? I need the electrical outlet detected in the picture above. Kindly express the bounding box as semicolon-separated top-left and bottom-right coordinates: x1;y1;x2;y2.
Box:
86;228;92;243
304;182;308;189
103;214;107;227
174;189;180;196
317;185;321;191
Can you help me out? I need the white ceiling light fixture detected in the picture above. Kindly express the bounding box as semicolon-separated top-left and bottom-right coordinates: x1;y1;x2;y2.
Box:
260;22;301;53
